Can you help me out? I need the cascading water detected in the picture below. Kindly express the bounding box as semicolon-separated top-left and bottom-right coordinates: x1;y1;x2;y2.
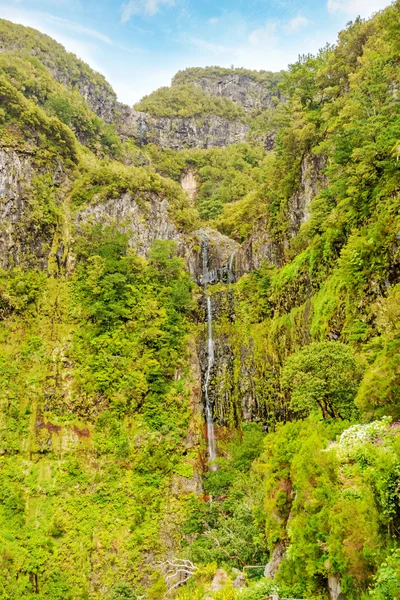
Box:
228;251;236;285
205;296;217;469
201;236;218;470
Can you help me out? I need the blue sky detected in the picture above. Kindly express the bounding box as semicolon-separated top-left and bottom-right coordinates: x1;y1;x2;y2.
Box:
0;0;393;105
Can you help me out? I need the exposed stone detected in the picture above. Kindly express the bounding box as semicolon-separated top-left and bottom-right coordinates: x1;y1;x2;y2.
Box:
287;153;328;237
328;574;347;600
193;73;282;113
0;148;54;269
75;191;186;258
180;167;197;201
264;541;286;579
118;107;251;150
0;32;117;124
170;473;202;496
193;227;240;285
210;569;228;592
236;218;283;273
233;573;247;589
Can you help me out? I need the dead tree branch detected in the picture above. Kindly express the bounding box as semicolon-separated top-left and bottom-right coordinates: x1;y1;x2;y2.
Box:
158;558;198;598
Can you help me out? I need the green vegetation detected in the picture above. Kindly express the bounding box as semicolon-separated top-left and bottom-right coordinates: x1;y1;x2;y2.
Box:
172;66;284;89
135;83;246;121
281;341;361;419
0;74;77;164
144;142;267;225
1;4;400;600
0;18;115;104
0;236;197;599
0;51;121;157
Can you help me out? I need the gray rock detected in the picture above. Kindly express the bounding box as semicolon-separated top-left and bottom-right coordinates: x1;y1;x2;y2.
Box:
233;574;247;589
118;107;251;150
328;574;347;600
264;542;286;579
210;569;228;592
180;167;198;201
75;191;185;259
0;148;54;269
287;153;328;238
193;73;281;113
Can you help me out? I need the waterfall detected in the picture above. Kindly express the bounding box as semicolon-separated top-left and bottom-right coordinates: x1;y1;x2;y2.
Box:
201;235;218;470
228;251;236;284
205;296;217;469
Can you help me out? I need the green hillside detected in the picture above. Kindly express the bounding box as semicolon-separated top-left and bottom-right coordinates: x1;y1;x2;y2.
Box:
0;4;400;600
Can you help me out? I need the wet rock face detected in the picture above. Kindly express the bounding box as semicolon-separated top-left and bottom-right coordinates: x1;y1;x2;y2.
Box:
193;227;240;286
0;149;55;269
288;153;328;237
236;218;284;273
75;191;185;258
194;73;281;112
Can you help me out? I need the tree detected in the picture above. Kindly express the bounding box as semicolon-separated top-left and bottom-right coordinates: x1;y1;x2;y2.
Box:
281;342;361;419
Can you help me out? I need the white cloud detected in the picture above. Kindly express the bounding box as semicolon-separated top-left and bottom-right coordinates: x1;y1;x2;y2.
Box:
327;0;392;18
1;7;111;45
44;15;112;44
121;0;175;22
189;37;228;53
285;15;310;32
208;17;218;25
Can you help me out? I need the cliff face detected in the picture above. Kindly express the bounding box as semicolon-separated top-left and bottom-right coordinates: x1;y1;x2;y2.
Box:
0;149;64;270
75;192;185;258
120;68;283;149
118;105;251;149
287;153;328;238
193;73;281;112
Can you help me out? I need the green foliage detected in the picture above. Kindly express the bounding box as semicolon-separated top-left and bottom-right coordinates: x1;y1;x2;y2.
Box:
183;425;268;571
369;548;400;599
0;267;46;318
71;161;199;230
0;51;121;158
256;417;400;599
0;236;196;598
135;83;246;121
281;342;361;419
0;18;115;104
0;74;77;164
172;66;284;89
1;5;400;600
145;142;267;224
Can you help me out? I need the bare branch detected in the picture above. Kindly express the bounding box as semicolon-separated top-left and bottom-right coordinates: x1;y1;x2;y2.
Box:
158;557;198;598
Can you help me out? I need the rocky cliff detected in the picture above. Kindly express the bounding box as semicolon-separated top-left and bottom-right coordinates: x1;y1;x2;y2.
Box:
191;72;281;112
117;105;251;149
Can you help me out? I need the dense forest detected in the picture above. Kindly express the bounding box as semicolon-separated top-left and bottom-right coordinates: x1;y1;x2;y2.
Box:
0;3;400;600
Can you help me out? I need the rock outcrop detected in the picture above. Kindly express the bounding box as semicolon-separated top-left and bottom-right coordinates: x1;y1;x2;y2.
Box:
193;73;281;112
236;218;283;273
117;106;251;150
0;149;57;269
264;542;287;579
180;167;198;201
75;191;185;258
192;228;239;285
328;575;347;600
288;153;328;237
